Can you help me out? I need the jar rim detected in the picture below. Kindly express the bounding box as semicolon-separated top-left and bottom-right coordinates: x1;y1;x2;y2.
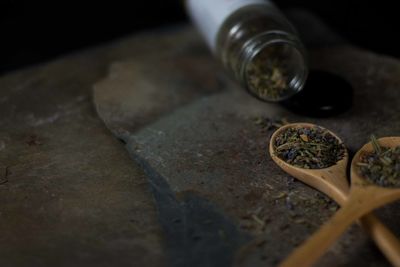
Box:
239;30;309;102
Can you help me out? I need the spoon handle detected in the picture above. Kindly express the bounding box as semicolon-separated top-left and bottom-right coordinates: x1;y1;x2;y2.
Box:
279;189;399;267
333;189;400;266
361;215;400;267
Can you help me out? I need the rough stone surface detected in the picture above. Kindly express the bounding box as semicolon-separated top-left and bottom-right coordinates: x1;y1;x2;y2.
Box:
0;30;178;267
93;11;400;267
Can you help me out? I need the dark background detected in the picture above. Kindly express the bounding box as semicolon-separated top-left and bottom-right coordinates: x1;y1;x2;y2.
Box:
1;0;398;75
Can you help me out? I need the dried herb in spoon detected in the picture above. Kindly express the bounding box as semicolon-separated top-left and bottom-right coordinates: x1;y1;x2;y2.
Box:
274;126;345;169
357;135;400;188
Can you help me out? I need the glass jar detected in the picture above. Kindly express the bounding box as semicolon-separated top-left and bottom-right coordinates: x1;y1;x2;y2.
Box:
186;0;308;102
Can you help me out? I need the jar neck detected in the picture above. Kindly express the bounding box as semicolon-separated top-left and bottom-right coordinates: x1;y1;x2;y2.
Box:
236;30;308;102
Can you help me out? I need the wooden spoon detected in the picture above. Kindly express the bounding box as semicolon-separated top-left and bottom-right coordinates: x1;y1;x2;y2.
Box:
269;123;400;267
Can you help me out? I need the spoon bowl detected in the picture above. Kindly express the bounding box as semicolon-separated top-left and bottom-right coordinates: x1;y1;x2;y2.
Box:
351;137;400;189
269;123;349;202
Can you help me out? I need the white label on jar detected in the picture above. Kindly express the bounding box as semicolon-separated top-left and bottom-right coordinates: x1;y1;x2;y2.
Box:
186;0;271;51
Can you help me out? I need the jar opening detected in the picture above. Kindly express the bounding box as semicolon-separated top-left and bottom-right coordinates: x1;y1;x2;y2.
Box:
244;38;308;102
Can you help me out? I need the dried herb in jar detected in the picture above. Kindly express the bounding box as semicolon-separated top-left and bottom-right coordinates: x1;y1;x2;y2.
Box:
246;46;290;101
273;126;345;169
357;135;400;188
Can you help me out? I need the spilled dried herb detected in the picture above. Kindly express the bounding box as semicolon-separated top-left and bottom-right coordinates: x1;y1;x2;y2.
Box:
357;135;400;188
253;117;289;131
273;126;345;169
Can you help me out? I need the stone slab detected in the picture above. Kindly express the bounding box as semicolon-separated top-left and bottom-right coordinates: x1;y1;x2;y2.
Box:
93;10;400;267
